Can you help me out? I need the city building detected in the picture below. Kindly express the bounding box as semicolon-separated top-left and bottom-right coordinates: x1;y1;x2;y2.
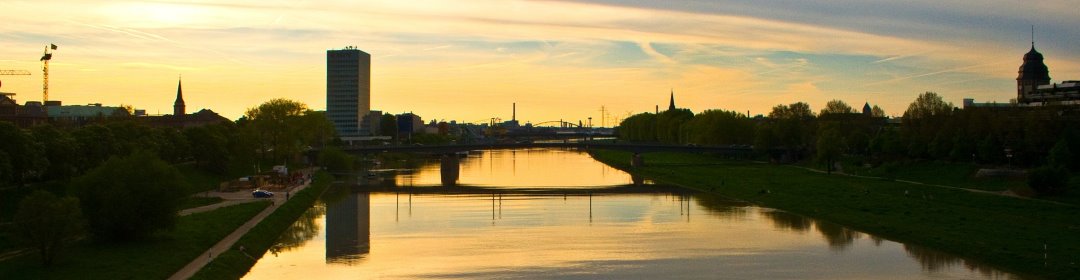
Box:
174;78;185;116
0;93;47;127
141;78;229;128
966;40;1080;108
327;47;371;138
47;102;129;126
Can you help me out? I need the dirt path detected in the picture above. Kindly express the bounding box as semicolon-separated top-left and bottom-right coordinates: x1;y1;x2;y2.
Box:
167;179;312;280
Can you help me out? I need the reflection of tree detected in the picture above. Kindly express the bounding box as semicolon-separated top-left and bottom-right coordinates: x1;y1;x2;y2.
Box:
814;221;861;251
868;235;884;246
903;244;1004;277
760;210;812;232
692;193;752;218
272;202;327;253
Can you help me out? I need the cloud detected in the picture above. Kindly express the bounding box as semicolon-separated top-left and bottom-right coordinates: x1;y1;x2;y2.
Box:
0;0;1076;121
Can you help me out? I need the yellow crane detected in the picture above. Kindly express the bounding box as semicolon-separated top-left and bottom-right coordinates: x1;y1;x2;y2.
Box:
0;70;32;91
40;43;57;102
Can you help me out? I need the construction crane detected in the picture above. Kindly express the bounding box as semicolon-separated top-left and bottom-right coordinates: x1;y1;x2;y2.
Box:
40;43;57;102
0;70;32;91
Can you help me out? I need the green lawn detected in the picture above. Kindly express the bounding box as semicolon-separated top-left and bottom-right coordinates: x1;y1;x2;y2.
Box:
0;201;270;280
592;150;1080;279
180;196;225;210
836;160;1028;192
191;171;333;280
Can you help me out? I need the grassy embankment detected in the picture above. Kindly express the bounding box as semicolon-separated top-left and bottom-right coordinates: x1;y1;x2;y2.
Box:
0;201;270;279
0;162;235;255
591;150;1080;279
190;171;333;280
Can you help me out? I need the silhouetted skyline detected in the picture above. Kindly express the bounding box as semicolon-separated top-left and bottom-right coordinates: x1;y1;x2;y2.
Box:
0;1;1077;123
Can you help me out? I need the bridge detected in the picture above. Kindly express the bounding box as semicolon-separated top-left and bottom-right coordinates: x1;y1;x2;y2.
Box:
338;142;754;156
317;142;759;186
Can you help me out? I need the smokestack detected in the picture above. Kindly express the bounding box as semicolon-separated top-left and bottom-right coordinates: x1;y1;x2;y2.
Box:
512;103;516;121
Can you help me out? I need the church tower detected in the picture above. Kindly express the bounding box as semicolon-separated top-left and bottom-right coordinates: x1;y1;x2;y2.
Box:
1017;33;1051;103
668;89;676;111
173;78;186;116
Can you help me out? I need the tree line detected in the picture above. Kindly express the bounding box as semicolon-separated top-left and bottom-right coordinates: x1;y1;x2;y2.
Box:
617;92;1080;191
1;98;337;266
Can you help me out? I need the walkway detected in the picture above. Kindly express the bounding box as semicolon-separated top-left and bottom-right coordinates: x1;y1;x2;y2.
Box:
167;178;313;280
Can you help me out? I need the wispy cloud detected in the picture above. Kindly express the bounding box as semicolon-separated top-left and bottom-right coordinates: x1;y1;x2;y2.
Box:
0;0;1075;121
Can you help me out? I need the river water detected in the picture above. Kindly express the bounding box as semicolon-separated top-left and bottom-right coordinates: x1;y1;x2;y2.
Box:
242;148;1015;279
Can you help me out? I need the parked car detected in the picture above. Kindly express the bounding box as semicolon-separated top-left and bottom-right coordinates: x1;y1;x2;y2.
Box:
252;189;274;198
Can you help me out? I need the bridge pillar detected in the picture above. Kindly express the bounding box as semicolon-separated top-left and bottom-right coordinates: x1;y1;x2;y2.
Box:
440;154;460;186
631;153;644;168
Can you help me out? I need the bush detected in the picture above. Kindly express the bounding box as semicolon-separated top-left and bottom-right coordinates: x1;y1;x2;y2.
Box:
73;151;186;241
1028;166;1069;195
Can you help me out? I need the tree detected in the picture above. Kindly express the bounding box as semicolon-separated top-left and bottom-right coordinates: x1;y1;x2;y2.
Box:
243;98;308;163
70;124;119;171
30;125;83;180
380;113;398;139
820;100;854;115
656;108;693;144
0;122;47;184
617;113;658;142
73;151;186;241
1048;139;1073;169
816;128;843;174
318;146;354;173
14;191;84;266
186;125;231;174
299;110;336;148
903;92;953;121
769;102;814;120
682;110;754;145
871;105;886;118
764;102;817;160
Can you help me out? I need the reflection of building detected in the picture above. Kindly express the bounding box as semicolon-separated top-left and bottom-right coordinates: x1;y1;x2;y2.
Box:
327;47;371;137
325;191;370;263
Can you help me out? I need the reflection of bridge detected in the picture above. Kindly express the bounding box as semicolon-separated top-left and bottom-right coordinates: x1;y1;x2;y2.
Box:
333;143;753;186
357;182;701;196
339;142;754;155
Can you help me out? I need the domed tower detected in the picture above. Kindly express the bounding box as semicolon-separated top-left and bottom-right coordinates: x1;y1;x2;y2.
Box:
1017;43;1051;103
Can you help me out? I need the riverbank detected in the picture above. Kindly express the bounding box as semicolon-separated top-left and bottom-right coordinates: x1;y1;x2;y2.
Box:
0;201;270;279
590;150;1080;279
188;171;333;279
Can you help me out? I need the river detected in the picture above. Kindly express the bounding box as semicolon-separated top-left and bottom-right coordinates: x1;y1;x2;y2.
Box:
241;148;1014;279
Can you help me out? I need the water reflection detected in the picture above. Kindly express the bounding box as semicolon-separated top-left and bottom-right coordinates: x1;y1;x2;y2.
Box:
324;190;370;264
268;202;325;255
761;209;814;232
904;244;1011;278
388;148;635;188
247;149;1016;279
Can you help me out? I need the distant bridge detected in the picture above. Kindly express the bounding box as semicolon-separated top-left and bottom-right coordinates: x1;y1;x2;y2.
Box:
337;142;754;156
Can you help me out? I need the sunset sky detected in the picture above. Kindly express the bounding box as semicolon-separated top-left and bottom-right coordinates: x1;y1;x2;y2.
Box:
1;0;1078;125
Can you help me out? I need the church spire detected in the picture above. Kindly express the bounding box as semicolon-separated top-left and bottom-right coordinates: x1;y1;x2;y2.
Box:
668;89;676;111
173;76;186;116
